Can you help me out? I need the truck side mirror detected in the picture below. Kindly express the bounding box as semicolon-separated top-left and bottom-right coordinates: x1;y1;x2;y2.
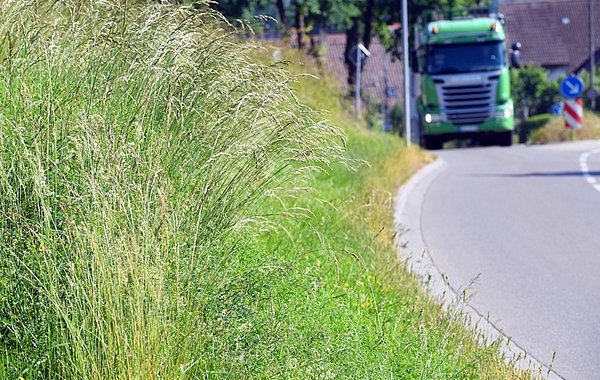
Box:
510;42;521;68
497;13;506;25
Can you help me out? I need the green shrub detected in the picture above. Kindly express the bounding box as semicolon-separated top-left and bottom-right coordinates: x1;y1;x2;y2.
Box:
390;102;404;136
519;113;552;143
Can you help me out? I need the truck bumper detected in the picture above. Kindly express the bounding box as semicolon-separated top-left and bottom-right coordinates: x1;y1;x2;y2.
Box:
422;118;514;137
420;101;514;138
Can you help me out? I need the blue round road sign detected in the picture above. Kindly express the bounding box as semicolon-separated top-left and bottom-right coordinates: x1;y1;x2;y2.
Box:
560;75;584;98
551;102;563;116
586;87;599;101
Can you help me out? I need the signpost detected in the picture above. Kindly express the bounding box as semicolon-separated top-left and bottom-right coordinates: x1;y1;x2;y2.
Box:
585;87;598;102
386;86;398;98
347;43;370;119
560;75;584;139
560;75;584;98
551;102;563;116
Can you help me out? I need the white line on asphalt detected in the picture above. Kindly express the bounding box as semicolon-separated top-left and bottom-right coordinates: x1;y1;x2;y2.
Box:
579;148;600;193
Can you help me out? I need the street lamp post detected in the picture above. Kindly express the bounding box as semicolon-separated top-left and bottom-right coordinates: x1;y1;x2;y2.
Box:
355;45;361;118
402;0;411;146
590;0;596;109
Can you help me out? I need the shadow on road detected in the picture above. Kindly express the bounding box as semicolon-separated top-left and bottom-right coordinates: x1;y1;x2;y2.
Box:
476;171;600;177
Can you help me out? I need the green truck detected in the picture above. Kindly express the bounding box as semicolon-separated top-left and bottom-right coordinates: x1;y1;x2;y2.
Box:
414;12;517;149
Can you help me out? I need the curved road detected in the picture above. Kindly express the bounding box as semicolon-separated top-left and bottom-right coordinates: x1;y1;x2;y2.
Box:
398;141;600;379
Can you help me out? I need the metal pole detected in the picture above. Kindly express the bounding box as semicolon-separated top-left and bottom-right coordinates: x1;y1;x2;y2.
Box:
355;47;361;119
382;51;389;130
402;0;411;146
490;0;499;17
590;0;596;109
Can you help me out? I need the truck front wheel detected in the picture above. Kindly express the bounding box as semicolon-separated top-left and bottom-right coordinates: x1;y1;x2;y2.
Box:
422;136;444;150
497;131;513;147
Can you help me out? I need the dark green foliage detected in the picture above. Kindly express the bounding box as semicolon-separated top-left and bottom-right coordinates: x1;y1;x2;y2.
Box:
519;114;552;143
511;65;561;118
511;65;562;142
390;102;404;136
536;80;561;115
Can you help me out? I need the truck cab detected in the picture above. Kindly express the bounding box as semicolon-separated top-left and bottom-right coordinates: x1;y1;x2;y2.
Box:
415;14;514;149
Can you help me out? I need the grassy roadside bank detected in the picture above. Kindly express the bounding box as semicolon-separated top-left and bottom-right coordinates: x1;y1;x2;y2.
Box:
528;113;600;143
249;50;533;378
0;1;531;378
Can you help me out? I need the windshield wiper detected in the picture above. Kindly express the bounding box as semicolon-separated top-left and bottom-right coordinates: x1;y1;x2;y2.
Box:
466;66;503;72
431;67;463;74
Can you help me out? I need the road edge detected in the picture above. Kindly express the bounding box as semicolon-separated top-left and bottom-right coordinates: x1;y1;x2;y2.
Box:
393;157;564;380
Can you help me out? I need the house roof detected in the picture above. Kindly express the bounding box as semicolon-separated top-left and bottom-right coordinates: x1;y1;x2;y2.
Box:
500;0;600;72
324;34;404;105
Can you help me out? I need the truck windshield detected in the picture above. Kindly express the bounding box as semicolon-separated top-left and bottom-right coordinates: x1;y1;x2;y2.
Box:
426;40;505;74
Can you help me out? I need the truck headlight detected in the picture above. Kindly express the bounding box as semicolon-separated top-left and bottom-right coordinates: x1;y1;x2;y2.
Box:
496;108;512;119
425;113;442;123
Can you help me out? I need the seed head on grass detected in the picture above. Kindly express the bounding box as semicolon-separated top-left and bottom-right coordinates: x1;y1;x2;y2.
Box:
0;0;344;378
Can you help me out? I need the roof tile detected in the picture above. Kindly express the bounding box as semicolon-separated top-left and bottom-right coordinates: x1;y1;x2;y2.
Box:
500;0;600;71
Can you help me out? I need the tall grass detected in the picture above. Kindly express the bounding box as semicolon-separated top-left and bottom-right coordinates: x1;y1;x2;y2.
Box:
0;1;343;378
0;1;539;378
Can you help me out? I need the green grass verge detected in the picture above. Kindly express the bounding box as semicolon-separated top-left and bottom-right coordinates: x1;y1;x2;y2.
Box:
233;48;535;379
0;1;534;378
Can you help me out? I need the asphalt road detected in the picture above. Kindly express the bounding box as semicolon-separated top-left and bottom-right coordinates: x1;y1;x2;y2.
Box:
399;141;600;380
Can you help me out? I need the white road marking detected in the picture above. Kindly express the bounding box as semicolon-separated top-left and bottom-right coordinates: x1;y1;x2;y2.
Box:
580;148;600;193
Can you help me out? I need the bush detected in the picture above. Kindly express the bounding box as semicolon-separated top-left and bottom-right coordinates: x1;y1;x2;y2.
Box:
511;65;561;128
390;102;404;136
519;113;552;143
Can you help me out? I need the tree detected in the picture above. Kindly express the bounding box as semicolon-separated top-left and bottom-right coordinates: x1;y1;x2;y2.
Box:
275;0;287;35
362;0;375;49
215;0;271;21
511;64;562;142
215;0;486;93
511;64;548;120
536;80;560;115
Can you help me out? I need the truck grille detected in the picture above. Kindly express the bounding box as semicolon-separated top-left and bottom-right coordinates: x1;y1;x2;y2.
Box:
434;73;498;125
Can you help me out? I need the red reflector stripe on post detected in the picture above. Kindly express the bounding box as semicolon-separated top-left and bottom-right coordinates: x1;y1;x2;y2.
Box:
564;98;583;129
565;104;582;123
